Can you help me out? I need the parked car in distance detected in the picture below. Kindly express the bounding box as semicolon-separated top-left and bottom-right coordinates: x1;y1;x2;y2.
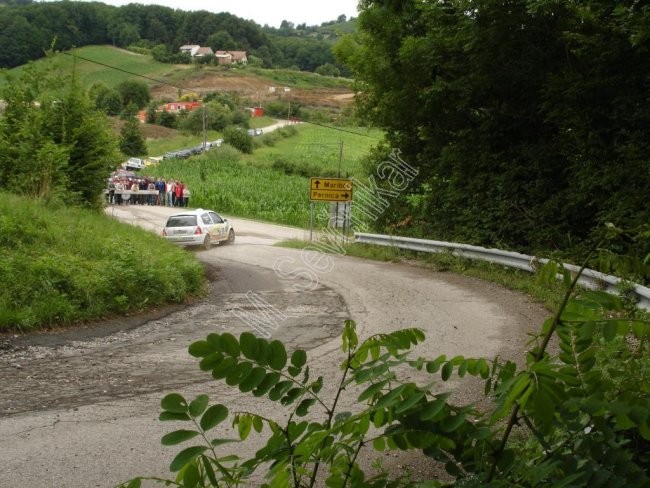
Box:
124;157;144;170
162;209;235;250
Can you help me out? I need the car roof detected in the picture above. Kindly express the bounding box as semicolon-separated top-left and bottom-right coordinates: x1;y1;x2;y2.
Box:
167;208;211;217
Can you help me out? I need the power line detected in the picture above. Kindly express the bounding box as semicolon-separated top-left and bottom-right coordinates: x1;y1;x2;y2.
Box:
62;51;191;94
64;50;380;139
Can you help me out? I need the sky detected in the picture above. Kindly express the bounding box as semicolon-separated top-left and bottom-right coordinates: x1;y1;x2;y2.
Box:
70;0;360;28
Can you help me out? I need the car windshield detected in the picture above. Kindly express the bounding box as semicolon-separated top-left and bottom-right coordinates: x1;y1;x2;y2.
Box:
166;215;197;227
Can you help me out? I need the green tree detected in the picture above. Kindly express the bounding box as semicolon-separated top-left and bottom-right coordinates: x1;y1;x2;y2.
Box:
315;63;340;77
90;83;122;116
0;59;118;207
117;79;151;110
0;12;46;68
117;22;140;47
151;44;170;62
156;110;177;129
341;0;650;264
207;30;237;51
223;126;253;154
119;117;147;157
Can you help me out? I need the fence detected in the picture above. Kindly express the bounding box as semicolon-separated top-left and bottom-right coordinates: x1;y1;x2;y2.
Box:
354;233;650;311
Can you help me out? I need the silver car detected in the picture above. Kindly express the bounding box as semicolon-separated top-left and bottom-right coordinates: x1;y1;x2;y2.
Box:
162;209;235;250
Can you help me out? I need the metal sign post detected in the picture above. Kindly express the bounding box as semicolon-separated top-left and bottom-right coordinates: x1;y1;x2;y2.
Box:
309;178;353;240
310;201;314;241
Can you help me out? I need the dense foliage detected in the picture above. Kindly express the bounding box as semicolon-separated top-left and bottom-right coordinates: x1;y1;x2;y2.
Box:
0;58;119;208
122;257;649;487
0;1;350;74
339;0;650;267
0;192;205;331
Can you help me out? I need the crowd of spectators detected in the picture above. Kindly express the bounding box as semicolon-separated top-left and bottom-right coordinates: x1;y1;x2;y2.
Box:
107;176;191;207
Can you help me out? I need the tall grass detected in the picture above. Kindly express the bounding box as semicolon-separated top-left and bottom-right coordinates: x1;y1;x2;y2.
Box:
141;124;381;227
246;67;353;89
60;45;188;89
0;193;205;332
248;124;381;177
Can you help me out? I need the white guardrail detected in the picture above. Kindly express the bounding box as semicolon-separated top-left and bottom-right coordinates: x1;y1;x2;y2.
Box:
354;233;650;311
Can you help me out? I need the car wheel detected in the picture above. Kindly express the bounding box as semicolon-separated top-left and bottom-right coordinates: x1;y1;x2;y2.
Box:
226;229;235;244
203;234;212;250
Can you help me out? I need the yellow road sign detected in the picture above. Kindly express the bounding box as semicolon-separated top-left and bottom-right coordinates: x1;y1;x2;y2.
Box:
309;178;353;202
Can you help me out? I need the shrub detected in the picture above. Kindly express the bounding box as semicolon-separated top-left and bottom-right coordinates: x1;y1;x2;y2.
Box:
122;256;650;487
223;126;253;154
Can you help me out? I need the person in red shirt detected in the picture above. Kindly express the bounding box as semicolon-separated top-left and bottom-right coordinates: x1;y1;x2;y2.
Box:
174;180;183;207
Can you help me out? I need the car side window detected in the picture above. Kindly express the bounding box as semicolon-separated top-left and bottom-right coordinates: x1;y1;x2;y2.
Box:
209;212;223;224
201;213;212;225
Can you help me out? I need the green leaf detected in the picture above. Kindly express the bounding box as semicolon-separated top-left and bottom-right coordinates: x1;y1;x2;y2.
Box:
219;333;240;357
478;358;490;378
420;394;450;421
375;384;408;409
199;352;224;371
255;337;270;367
291;349;307;368
342;320;358;352
310;376;324;394
394;390;426;414
580;290;623;311
161;429;200;446
200;404;228;431
296;398;316;416
124;478;141;488
182;462;201;487
441;361;454;381
287;365;301;377
358;412;370;434
169;445;207;472
202;455;219;486
358;380;388;402
239;366;267;392
253;372;281;397
211;438;240;447
253;415;264;433
268;340;288;370
288;421;308;441
441;413;466;433
240;332;258;359
159;412;190;422
373;408;385;428
281;387;303;406
373;437;386;451
237;415;252;440
189;395;209;417
458;360;468;378
161;393;188;414
269;380;293;401
211;356;238;380
226;361;253;386
188;340;215;358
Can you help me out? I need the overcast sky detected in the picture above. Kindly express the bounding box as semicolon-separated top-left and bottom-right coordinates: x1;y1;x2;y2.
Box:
70;0;360;28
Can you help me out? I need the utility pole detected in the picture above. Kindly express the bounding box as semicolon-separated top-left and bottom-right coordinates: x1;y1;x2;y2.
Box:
202;104;207;150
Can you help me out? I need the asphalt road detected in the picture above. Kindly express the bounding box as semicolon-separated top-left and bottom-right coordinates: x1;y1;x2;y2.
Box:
0;205;548;487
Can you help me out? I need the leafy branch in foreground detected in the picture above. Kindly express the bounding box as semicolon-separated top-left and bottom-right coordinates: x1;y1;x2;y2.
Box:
120;264;649;487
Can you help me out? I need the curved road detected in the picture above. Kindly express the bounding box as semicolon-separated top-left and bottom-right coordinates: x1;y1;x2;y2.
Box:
0;205;547;487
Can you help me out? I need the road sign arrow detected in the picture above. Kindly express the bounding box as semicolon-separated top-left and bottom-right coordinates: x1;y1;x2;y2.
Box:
314;180;321;189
